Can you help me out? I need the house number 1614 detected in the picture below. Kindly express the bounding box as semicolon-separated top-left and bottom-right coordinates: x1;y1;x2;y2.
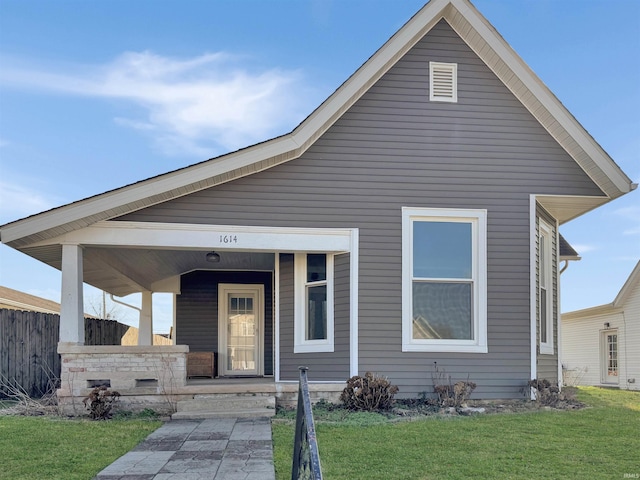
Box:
219;235;238;244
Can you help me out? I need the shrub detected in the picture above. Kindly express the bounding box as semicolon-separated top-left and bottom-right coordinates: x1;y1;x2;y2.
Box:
431;363;476;408
83;386;120;420
528;379;561;406
340;372;399;412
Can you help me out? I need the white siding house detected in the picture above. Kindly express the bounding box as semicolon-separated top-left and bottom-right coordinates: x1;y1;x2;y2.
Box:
562;261;640;390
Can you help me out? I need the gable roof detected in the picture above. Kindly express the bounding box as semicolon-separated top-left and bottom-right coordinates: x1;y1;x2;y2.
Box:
0;0;635;249
563;260;640;319
559;234;581;262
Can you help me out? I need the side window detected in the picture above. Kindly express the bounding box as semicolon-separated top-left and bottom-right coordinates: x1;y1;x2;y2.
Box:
402;207;487;353
294;253;334;353
538;220;554;354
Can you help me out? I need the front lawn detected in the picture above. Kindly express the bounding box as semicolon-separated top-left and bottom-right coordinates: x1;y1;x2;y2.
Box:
0;416;161;480
272;387;640;479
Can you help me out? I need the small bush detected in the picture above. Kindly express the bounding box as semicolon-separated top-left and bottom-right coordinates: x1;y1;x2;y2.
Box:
528;379;561;407
431;363;476;409
340;372;399;412
83;386;120;420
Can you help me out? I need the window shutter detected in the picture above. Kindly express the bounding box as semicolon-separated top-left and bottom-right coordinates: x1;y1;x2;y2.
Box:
430;62;457;102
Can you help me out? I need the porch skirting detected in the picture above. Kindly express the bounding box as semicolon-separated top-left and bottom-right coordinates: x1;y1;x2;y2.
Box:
56;344;344;416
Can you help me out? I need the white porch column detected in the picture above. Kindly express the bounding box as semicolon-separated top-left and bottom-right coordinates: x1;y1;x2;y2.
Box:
60;243;85;345
138;291;153;346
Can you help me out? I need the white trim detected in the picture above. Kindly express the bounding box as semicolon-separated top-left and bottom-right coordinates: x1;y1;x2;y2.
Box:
555;221;563;386
294;253;335;353
349;229;359;377
274;255;280;382
401;207;487;353
218;284;264;376
28;221;353;253
529;196;537;383
539;219;554;355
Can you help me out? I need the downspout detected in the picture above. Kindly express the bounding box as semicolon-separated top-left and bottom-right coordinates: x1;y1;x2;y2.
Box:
109;293;142;314
622;311;630;390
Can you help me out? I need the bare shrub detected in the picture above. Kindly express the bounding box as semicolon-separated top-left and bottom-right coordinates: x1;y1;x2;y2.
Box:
340;372;399;412
528;379;561;407
431;363;476;409
0;371;59;416
83;386;121;420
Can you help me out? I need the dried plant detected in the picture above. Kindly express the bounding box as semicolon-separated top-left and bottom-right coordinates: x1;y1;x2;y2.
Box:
0;370;59;416
340;372;399;412
431;363;476;409
83;386;121;420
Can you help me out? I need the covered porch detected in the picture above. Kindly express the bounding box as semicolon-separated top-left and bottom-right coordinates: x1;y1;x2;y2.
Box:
41;221;358;413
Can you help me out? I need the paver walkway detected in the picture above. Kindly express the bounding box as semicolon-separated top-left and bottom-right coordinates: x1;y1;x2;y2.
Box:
94;417;276;480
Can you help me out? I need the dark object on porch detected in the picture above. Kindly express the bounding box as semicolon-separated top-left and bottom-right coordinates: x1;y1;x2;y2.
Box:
187;352;215;378
292;366;323;480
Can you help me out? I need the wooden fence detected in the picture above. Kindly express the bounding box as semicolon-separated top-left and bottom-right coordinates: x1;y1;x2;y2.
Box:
0;309;129;398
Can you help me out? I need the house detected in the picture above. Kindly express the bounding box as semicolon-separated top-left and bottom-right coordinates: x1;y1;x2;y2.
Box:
562;261;640;391
0;0;635;411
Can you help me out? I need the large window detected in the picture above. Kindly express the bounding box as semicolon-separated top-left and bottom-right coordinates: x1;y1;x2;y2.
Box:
402;207;487;353
294;253;334;353
538;220;554;355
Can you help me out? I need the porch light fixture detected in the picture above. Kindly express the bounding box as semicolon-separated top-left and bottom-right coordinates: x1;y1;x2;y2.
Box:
206;251;221;263
604;322;610;329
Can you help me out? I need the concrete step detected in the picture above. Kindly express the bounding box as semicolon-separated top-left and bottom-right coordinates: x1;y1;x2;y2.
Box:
171;408;275;420
172;393;276;419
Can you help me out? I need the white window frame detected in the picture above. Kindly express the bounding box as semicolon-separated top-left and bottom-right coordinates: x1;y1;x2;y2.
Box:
429;61;458;103
294;253;334;353
402;207;487;353
538;220;554;355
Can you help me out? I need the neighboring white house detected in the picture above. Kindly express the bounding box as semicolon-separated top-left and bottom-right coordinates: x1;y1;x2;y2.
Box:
562;261;640;390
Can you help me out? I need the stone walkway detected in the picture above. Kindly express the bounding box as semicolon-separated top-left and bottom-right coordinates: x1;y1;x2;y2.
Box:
94;417;276;480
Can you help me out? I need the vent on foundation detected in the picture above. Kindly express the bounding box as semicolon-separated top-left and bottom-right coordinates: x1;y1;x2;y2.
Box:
135;378;158;388
87;379;111;388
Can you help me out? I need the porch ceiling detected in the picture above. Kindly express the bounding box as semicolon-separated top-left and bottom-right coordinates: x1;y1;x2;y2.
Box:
22;245;274;296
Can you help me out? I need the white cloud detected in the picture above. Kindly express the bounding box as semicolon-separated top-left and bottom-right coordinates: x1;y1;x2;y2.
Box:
0;51;313;156
614;205;640;235
0;181;60;224
571;244;597;254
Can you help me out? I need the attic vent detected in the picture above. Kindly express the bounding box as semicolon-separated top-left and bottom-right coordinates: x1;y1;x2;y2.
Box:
429;62;457;102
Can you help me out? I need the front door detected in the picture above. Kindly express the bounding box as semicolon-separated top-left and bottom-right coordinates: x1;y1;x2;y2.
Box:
600;330;619;385
218;284;263;376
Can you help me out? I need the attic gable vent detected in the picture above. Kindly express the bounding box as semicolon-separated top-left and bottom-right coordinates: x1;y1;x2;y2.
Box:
429;62;457;102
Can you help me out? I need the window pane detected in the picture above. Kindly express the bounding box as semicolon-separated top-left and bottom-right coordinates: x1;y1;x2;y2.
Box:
306;284;327;340
412;282;472;339
413;222;471;278
540;288;547;343
307;254;326;283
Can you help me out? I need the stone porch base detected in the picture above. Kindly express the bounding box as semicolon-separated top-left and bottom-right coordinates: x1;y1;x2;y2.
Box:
57;344;344;416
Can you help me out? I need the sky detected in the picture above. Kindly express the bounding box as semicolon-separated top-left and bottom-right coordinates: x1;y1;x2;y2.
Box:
0;0;638;334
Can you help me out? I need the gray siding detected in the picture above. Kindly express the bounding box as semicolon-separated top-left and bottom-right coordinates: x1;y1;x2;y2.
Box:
536;207;559;383
120;20;603;398
176;270;273;376
278;254;351;382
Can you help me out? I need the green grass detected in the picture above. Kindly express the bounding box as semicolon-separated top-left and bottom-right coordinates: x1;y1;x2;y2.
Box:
272;387;640;480
0;416;161;480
